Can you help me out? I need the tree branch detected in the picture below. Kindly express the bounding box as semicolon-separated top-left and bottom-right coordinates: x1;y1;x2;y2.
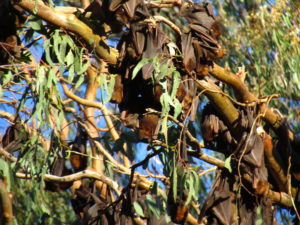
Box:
195;78;240;131
0;110;14;122
0;179;13;225
61;80;118;132
210;64;295;141
15;0;119;64
0;146;17;163
16;169;121;196
78;122;131;174
150;16;182;36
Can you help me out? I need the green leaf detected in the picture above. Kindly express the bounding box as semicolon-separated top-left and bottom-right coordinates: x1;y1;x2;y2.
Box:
53;31;63;64
65;150;71;160
68;65;75;83
75;75;85;89
191;170;200;200
165;214;171;223
132;57;155;80
44;40;54;66
46;69;55;89
133;202;145;217
161;116;168;142
66;50;74;66
185;177;194;205
151;181;158;195
172;166;178;202
29;19;42;31
3;71;13;85
224;156;232;173
33;0;38;14
104;75;115;103
65;36;75;50
255;206;263;225
77;60;90;75
173;98;182;120
0;159;11;190
159;60;169;79
160;191;168;202
145;195;162;218
60;37;67;64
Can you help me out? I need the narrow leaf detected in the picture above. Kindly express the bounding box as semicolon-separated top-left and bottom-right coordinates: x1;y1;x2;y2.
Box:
132;58;154;80
133;202;145;217
224;156;232;173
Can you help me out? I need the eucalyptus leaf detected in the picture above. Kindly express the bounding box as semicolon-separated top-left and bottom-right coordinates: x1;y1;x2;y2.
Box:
29;19;42;31
132;57;155;80
224;156;232;173
75;75;85;89
185;177;194;205
133;202;145;217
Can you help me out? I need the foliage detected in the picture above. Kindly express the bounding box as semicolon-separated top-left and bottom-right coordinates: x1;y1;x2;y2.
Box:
0;0;299;224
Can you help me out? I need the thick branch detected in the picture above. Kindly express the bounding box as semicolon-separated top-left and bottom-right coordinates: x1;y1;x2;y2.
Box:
210;64;295;140
267;190;293;207
0;146;17;163
0;179;13;225
0;110;14;122
78;122;131;174
84;67;104;173
61;81;117;132
195;79;240;130
188;150;225;168
15;0;119;64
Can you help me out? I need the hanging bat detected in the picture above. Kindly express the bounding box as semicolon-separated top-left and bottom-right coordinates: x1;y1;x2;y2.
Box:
1;117;28;153
110;74;124;104
168;165;189;224
141;24;170;80
138;114;160;142
70;124;88;172
181;32;196;74
45;156;73;192
45;134;73;192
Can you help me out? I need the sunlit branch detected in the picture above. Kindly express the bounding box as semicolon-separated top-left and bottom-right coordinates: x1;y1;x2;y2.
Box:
0;146;17;163
257;127;289;193
144;16;182;36
267;190;293;207
187;213;200;225
84;66;104;173
146;108;226;167
198;167;217;177
152;139;225;168
60;81;118;132
0;179;13;225
81;0;90;9
0;99;18;105
0;110;14;122
78;122;131;174
16;0;119;64
210;63;295;141
195;78;240;130
16;169;121;196
61;77;131;167
146;0;181;8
